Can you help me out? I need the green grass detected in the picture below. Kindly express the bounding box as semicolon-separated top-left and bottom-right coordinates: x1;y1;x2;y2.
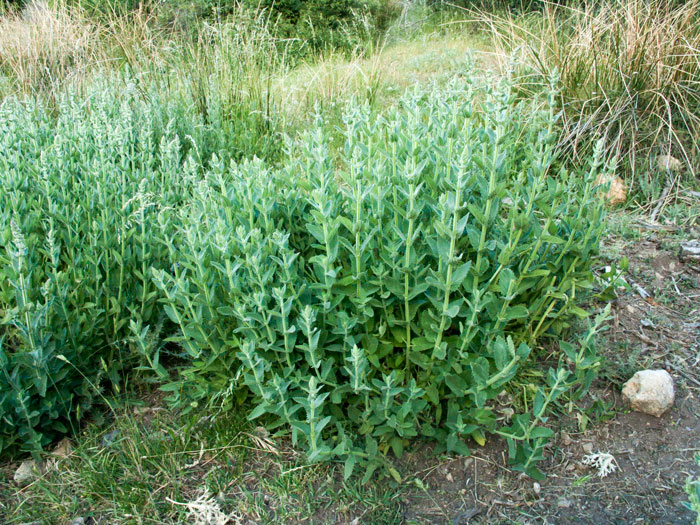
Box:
0;401;410;523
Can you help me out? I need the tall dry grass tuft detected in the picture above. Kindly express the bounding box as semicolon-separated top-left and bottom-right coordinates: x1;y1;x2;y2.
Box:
151;13;290;161
0;1;104;94
480;0;700;183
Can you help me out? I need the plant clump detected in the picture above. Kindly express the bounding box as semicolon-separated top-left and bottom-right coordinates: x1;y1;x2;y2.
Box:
0;78;204;454
154;72;611;479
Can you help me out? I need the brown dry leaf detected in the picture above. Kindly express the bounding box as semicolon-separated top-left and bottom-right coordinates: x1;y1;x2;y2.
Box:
249;427;279;456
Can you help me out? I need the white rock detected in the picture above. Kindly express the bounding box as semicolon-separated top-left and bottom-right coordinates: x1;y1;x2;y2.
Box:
657;155;682;172
14;460;39;485
622;370;674;417
52;437;72;458
680;240;700;262
557;497;572;508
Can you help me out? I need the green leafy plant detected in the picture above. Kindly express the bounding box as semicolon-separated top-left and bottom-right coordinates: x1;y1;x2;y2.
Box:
686;454;700;524
154;71;611;478
0;78;200;455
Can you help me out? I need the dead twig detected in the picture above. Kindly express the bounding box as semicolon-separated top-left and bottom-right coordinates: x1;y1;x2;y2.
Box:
667;362;700;388
650;179;673;223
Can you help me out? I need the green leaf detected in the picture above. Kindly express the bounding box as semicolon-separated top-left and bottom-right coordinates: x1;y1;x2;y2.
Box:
470;358;490;388
344;455;356;481
499;268;515;297
530;427;554;439
505;305;529;321
451;261;472;287
445;374;467;394
248;404;268;420
388;466;402;483
390;437;405;457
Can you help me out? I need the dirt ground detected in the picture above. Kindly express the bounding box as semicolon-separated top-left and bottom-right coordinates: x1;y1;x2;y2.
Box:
385;226;700;524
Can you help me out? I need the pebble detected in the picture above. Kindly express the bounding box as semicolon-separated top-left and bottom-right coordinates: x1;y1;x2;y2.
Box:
14;460;40;485
101;429;119;446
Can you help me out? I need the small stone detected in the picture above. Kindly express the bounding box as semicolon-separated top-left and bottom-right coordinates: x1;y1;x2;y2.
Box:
595;174;627;206
52;438;72;458
582;442;594;454
560;431;572;446
533;482;541;495
102;429;119;447
445;472;454;483
557;497;572;508
657;155;682;172
14;460;40;485
622;370;675;417
680;241;700;262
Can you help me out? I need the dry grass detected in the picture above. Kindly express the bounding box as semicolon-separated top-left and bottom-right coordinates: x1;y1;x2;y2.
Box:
276;33;492;122
0;1;104;94
0;0;489;125
479;0;700;180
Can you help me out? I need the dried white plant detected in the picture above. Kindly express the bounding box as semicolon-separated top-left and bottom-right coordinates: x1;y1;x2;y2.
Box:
582;452;618;478
167;490;232;525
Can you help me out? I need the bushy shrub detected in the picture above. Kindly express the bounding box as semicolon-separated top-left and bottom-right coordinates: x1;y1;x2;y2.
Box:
0;74;274;455
154;73;610;478
66;0;399;57
235;0;399;57
0;81;180;453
